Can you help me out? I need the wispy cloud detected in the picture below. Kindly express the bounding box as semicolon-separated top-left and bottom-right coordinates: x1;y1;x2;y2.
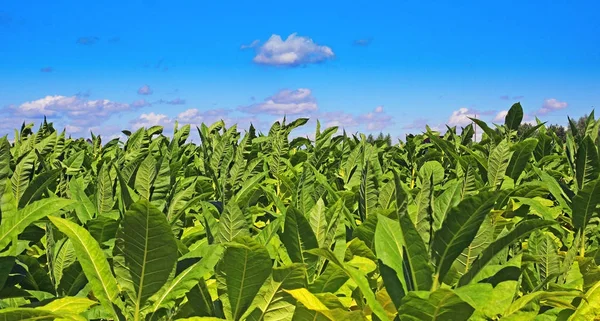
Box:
240;39;260;50
137;85;153;95
353;38;373;46
76;36;100;45
252;33;334;67
40;67;54;73
158;98;186;105
538;98;568;115
239;88;318;115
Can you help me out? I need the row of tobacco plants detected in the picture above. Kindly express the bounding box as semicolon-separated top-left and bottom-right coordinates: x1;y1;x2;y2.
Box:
1;103;600;320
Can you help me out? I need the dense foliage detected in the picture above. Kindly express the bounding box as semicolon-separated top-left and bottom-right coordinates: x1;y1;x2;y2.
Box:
1;103;600;320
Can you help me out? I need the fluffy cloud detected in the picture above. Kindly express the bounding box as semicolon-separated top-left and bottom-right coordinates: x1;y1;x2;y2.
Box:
317;106;393;131
131;112;172;129
447;108;476;127
5;94;149;134
538;98;568;114
137;85;153;95
252;33;334;67
76;36;99;45
239;88;318;115
494;110;508;122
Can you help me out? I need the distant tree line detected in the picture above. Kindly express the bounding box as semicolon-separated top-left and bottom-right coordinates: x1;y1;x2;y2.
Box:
517;114;597;141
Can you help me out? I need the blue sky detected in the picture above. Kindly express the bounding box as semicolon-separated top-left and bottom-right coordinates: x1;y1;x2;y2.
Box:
1;0;599;139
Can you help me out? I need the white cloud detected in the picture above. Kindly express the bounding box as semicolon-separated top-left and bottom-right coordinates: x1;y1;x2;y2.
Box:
239;88;318;115
137;85;153;95
3;94;151;136
374;106;384;113
538;98;567;114
131;112;172;129
447;108;476;127
253;33;334;67
241;39;260;49
494;110;508;122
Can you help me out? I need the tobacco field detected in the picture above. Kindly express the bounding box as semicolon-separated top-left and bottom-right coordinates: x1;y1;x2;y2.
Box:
1;103;600;320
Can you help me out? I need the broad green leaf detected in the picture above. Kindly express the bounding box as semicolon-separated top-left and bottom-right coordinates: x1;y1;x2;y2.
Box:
39;296;97;314
135;154;157;200
397;288;474;321
504;102;524;131
68;177;95;224
0;198;73;251
569;281;600;320
459;219;556;286
10;150;36;203
279;207;318;280
149;245;224;313
571;177;600;232
432;192;496;285
96;164;114;214
375;215;407;297
216;236;273;321
216;202;249;244
0;137;10;195
18;169;60;208
114;199;178;318
245;263;306;321
48;216;121;319
286;288;364;321
487;140;512;188
394;170;434;291
506;138;537;181
576;136;600;190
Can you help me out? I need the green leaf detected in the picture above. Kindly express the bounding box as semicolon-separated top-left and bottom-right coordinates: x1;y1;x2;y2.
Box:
217;236;273;321
48;216;121;319
576;136;600;190
39;296;97;314
216;202;249;244
458;219;556;286
286;288;364;321
135;154;157;200
96;164;114;214
504;102;524;131
307;248;391;321
487;140;512;188
359;158;379;221
0;137;10;195
0;308;65;321
572;178;600;232
18;169;60;208
0;198;73;251
506;138;538;181
114;199;178;318
375;215;407;297
69;177;96;224
569;281;600;320
279;207;319;280
245;263;306;321
397;288;474;321
394;170;434;291
10;150;36;203
150;245;224;313
431;192;496;285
